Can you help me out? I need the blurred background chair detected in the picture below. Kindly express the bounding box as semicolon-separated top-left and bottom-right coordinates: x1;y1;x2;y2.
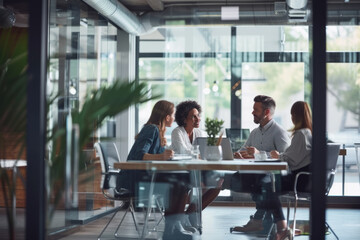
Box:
282;143;340;239
225;128;250;152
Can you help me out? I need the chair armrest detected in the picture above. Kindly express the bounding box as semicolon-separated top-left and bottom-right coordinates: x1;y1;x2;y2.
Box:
294;170;336;196
294;171;311;195
325;170;336;195
101;169;120;176
102;169;120;190
108;169;120;174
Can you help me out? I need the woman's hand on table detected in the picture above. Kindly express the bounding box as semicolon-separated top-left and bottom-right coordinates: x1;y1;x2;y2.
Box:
161;149;174;160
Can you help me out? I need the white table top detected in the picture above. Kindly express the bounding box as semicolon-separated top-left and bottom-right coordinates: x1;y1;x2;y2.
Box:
114;159;287;172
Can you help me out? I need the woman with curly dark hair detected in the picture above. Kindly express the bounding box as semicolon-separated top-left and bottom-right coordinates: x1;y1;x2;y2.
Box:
171;100;223;231
171;100;205;154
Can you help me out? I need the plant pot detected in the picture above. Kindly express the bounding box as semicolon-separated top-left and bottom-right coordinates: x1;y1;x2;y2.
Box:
204;145;223;161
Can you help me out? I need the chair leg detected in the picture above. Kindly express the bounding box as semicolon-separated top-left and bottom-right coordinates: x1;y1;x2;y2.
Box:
286;198;291;227
114;200;140;238
143;195;165;233
325;221;339;240
97;207;120;240
292;197;298;239
114;204;131;238
154;195;165;229
129;201;140;232
265;223;275;240
114;201;140;237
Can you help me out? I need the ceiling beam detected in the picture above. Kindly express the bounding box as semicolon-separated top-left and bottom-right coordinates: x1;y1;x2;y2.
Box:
146;0;164;11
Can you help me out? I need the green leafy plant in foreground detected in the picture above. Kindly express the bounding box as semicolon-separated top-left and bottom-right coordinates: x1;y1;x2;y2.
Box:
47;81;160;222
0;28;27;240
205;117;224;146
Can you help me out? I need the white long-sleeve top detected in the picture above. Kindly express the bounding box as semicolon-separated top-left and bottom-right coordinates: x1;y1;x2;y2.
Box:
171;126;206;154
280;128;312;171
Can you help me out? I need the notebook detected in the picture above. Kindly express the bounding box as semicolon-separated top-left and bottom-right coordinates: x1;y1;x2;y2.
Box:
193;137;234;160
170;154;192;161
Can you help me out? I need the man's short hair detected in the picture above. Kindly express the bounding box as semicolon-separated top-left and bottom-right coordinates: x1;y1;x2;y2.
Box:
254;95;276;115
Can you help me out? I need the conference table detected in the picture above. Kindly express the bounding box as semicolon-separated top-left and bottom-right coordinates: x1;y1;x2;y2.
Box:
114;159;288;239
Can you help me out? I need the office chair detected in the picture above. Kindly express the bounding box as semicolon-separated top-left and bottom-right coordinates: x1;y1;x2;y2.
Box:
94;142;165;239
282;143;340;239
94;142;140;239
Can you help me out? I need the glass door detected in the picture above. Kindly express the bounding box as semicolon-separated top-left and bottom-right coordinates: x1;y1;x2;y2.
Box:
46;0;119;234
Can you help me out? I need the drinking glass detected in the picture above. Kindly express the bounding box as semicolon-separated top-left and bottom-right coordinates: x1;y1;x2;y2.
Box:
191;145;200;160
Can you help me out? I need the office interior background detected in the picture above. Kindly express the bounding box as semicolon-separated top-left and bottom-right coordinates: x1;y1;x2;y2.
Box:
1;0;360;239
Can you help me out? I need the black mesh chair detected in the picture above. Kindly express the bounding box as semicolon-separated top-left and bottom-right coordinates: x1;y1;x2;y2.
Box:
94;142;165;239
94;142;140;239
282;143;340;239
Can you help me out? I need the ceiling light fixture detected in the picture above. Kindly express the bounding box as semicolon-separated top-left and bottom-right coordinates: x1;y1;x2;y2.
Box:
221;6;239;21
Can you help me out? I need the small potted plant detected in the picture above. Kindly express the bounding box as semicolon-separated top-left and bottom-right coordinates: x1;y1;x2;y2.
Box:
204;117;224;161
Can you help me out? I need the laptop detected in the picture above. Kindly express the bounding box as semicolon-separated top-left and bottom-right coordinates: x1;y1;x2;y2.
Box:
193;137;234;160
225;128;250;152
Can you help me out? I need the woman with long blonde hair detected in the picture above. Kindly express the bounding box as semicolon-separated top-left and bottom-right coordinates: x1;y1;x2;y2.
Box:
129;100;175;160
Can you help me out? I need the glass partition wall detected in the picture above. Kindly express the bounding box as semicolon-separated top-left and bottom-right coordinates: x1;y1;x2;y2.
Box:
326;26;360;196
17;0;360;238
46;0;121;234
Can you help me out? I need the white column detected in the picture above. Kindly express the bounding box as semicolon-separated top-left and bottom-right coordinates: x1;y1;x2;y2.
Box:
115;30;136;161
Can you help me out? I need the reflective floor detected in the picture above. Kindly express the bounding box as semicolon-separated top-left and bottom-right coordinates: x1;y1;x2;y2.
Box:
1;206;359;239
56;206;360;240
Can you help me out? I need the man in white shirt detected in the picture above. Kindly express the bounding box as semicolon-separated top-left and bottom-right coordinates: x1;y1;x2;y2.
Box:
231;95;290;233
234;95;290;159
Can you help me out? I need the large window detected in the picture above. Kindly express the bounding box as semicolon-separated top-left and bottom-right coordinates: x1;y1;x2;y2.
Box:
326;26;360;196
138;26;308;146
139;25;360;198
139;27;232;143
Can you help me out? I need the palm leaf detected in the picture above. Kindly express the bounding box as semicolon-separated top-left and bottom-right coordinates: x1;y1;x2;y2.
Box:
0;28;28;240
46;80;160;223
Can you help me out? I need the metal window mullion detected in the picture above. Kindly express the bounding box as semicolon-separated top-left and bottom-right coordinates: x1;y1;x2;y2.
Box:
311;0;327;239
26;0;49;239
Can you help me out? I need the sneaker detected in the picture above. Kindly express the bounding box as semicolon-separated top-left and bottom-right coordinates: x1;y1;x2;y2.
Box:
182;215;200;234
230;215;264;233
187;213;202;234
163;220;194;240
